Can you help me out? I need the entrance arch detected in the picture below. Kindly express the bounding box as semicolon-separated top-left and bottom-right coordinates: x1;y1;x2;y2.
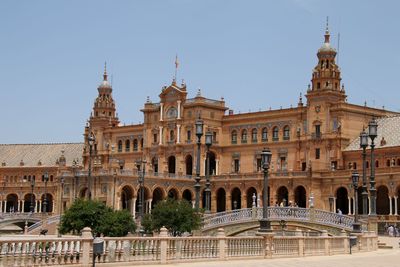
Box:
6;194;18;212
24;194;35;212
120;186;134;213
231;188;241;210
377;185;390;215
79;187;89;199
168;188;179;200
41;194;53;213
246;187;257;208
277;186;289;206
294;186;307;208
185;155;193;176
182;189;192;203
216;188;226;212
152;187;165;209
336;187;349;214
168;156;176;174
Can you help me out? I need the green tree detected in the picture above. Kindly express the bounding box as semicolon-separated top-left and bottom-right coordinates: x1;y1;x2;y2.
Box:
59;199;136;237
148;198;202;236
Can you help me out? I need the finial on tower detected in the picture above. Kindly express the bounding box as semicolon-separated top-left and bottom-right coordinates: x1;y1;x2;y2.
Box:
103;61;108;81
324;16;330;43
298;92;303;107
173;54;179;84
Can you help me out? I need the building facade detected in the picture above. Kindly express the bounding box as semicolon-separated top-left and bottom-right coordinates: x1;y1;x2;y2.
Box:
1;25;400;229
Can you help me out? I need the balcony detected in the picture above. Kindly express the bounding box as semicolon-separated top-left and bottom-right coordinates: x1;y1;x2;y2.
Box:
311;132;322;140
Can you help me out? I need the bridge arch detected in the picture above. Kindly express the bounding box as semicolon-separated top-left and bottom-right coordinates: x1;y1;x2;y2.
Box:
294;185;307;208
231;187;241;210
277;186;289;206
246;187;257;208
336;187;349;214
216;188;226;212
377;185;390;215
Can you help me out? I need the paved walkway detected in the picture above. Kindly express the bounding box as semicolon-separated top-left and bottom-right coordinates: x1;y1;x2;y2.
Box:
135;237;400;267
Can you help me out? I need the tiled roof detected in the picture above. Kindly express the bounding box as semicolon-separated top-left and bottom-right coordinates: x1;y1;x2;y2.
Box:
344;116;400;151
0;143;84;167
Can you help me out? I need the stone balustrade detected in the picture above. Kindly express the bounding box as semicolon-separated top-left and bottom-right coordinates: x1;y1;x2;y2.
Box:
0;227;377;267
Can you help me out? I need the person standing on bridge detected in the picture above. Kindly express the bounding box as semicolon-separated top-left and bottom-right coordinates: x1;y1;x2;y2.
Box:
337;209;343;224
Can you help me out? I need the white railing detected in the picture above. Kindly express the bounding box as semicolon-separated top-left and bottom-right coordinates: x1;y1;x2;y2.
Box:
27;215;60;233
202;207;359;231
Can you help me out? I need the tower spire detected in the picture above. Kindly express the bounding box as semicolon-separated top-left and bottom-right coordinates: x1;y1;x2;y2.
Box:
103;61;108;81
173;54;179;84
324;16;330;43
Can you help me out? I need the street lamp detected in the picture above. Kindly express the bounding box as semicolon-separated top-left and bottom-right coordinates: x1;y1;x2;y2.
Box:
43;172;49;213
352;171;361;233
88;132;96;200
136;159;147;220
30;176;36;213
194;118;204;210
204;130;213;213
368;118;378;216
360;129;369;215
58;175;65;237
259;148;272;232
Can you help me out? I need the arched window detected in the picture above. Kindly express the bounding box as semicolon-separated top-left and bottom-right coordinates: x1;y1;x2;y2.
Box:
231;130;237;144
353;162;357;169
118;140;123;152
133;139;138;151
272;127;279;141
366;161;369;168
251;129;257;143
125;140;130;152
376;160;379;168
262;128;268;142
387;159;391;167
283;126;290;140
241;130;247;143
170;130;175;142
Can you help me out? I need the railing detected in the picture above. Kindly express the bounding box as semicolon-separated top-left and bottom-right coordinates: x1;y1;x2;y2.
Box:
0;227;378;266
202;207;358;231
27;215;60;233
0;212;45;221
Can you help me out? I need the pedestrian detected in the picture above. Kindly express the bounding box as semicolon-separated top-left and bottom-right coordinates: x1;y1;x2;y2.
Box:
337;209;343;224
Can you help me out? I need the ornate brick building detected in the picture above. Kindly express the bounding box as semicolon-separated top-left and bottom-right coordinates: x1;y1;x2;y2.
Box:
1;25;400;230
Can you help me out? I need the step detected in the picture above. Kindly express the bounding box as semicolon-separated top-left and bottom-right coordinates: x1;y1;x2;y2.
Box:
378;245;393;249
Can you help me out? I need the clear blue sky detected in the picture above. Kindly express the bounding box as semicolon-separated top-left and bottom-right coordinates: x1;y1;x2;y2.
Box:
1;0;399;143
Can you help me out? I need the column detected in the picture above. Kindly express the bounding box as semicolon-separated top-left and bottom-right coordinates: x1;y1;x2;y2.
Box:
348;197;352;215
131;198;136;217
177;124;181;144
4;201;7;213
226;194;231;211
18;200;22;212
53;201;56;213
160;103;164;121
389;196;393;215
159;126;163;145
333;197;337;212
21;200;25;212
149;199;153;214
177;100;181;119
215;159;219;175
394;196;398;216
39;200;42;212
368;196;371;215
0;200;2;213
34;200;37;213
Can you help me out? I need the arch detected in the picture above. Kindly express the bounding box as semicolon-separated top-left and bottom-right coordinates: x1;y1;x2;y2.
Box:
168;188;179;200
185;155;193;176
79;187;89;199
294;186;307;208
168;156;176;174
283;125;290;140
241;129;247;143
125;140;130;152
41;193;53;213
133;139;138;151
336;187;349;215
152;187;165;208
251;128;257;142
377;185;390;215
231;130;237;144
231;187;241;210
24;193;36;213
118;140;123;152
246;187;257;208
272;126;279;141
6;194;18;212
120;186;134;213
205;151;217;175
261;127;268;141
277;186;289;206
397;187;400;215
152;157;158;173
182;189;193;203
216;188;226;212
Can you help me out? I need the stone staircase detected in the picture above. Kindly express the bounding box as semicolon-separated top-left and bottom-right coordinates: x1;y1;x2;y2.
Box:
378;236;399;249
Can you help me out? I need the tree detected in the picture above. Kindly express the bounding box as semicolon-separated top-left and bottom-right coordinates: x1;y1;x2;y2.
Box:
146;198;202;236
59;199;136;237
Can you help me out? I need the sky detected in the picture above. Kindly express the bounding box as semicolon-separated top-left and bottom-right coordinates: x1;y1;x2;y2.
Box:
1;0;399;144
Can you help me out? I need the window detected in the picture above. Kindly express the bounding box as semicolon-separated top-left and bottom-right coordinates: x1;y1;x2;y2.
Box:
251;129;257;143
283;126;290;140
241;130;247;143
234;159;240;173
272;127;279;141
315;148;320;159
301;162;307;171
231;130;237;144
387;159;391;167
118;140;122;152
170;130;175;142
125;140;130;152
280;157;287;171
256;158;262;172
315;125;321;136
133;139;138;151
140;139;143;150
317;82;321;89
262;128;268;142
187;130;191;142
353;162;357;169
366;161;369;168
375;160;379;168
153;133;157;143
213;131;217;143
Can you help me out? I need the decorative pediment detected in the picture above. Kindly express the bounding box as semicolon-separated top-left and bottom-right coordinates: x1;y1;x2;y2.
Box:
159;82;187;103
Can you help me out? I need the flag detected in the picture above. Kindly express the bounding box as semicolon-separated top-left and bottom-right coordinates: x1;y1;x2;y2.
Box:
175;55;179;69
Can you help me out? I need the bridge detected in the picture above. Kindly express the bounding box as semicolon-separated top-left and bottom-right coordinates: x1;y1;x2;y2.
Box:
202;207;366;236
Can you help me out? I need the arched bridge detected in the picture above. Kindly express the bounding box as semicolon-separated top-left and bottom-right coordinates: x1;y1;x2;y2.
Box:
202;207;366;236
0;213;49;230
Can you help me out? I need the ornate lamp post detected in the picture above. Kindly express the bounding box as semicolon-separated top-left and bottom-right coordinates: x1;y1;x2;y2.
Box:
43;172;49;213
259;148;272;232
87;132;96;200
30;176;36;213
204;131;213;213
360;130;369;215
352;171;361;232
368;118;378;216
58;174;65;237
194;118;204;210
136;159;147;220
